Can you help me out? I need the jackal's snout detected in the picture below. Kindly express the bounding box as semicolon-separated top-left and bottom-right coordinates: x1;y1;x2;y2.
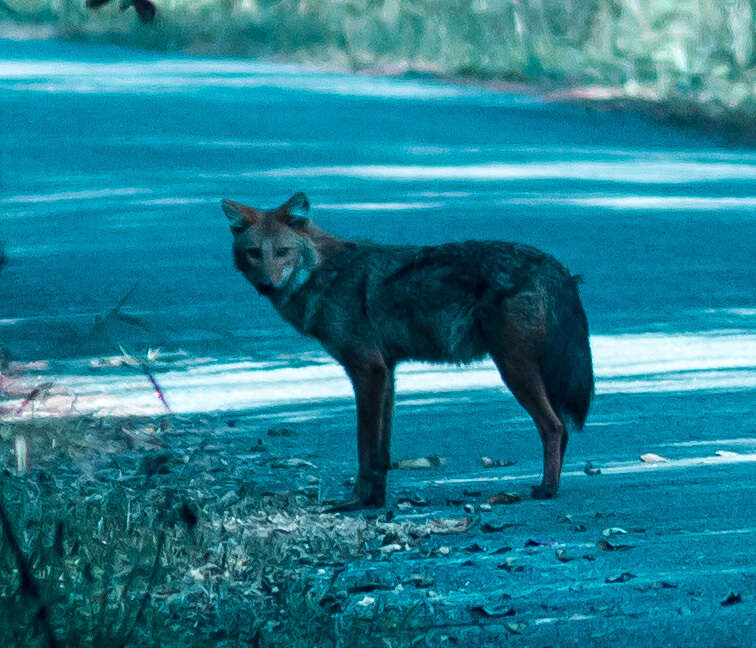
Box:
222;193;319;297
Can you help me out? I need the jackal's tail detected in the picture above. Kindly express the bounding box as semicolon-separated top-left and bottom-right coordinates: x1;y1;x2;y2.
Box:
540;276;594;428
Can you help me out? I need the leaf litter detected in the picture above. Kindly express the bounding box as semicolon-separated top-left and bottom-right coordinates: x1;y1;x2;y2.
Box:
0;407;708;646
0;414;462;646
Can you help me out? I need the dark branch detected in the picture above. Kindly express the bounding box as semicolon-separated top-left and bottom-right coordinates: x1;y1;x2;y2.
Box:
0;497;59;648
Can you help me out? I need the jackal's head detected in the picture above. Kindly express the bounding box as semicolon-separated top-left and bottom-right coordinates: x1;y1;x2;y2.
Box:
221;193;319;297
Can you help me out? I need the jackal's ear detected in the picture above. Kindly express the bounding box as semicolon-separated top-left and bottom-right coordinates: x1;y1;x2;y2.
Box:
278;192;310;228
221;199;257;234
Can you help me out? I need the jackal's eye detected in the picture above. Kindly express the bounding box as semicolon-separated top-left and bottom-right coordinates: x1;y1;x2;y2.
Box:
246;247;262;260
274;247;291;258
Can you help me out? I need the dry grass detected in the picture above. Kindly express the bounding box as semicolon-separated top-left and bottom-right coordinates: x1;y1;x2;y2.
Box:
0;415;450;647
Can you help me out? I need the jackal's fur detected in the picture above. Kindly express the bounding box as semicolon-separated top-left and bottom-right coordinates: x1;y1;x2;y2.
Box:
222;193;594;508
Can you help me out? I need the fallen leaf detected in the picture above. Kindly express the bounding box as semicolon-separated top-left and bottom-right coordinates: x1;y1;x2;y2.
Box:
394;456;447;469
597;540;634;551
555;549;574;563
428;517;472;535
379;543;403;554
90;355;130;369
348;583;393;594
481;521;514;533
721;592;742;606
403;574;433;588
525;539;554;547
505;622;527;634
397;496;430;508
480;456;516;468
464;543;487;553
497;558;523;572
636;581;678;592
606;572;636;583
395;455;446;469
187;567;205;582
470;604;515;618
640;453;668;463
271;458;316;469
218;491;239;507
267;513;297;532
488;492;521;505
584;461;601;476
267;427;296;437
356;595;375;607
490;545;513;554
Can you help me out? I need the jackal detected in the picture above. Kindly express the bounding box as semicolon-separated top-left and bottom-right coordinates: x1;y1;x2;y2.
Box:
222;193;594;510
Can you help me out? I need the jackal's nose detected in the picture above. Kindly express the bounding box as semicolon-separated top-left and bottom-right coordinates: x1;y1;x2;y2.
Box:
257;282;275;296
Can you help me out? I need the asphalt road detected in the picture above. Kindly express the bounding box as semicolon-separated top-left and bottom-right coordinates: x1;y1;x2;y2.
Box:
1;35;754;646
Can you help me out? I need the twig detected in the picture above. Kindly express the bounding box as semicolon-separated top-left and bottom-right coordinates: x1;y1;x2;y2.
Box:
91;282;150;340
14;382;54;416
118;346;171;413
141;366;171;413
0;496;59;648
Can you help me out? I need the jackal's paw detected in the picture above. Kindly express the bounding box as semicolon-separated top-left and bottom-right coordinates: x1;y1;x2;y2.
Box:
325;477;386;512
324;494;383;513
531;484;557;500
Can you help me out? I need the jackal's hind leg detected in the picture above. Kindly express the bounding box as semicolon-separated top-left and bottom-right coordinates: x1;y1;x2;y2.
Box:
489;348;566;499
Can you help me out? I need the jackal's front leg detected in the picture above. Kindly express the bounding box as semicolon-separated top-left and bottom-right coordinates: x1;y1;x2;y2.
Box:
328;353;394;511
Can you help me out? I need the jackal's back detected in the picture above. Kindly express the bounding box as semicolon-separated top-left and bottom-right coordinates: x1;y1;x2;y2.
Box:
289;239;572;365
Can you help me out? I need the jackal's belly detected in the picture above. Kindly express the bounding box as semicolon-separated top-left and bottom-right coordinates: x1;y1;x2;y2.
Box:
380;306;488;363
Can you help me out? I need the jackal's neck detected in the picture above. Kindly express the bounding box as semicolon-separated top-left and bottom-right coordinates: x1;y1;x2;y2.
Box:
308;225;349;261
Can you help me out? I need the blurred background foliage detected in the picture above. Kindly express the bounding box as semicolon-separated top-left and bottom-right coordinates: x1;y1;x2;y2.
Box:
2;0;755;123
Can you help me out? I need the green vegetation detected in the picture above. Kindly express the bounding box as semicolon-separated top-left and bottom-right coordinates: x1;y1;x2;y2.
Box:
2;1;754;134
